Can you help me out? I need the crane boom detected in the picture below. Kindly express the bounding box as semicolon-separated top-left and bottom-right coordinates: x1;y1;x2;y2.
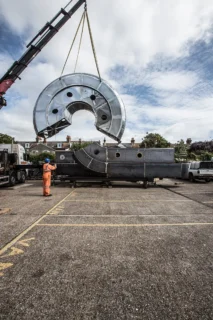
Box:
0;0;86;109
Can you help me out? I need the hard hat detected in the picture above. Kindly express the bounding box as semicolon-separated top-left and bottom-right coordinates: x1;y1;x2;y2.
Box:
44;158;50;163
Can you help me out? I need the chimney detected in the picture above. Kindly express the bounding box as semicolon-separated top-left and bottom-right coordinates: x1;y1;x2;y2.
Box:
44;137;47;144
66;135;71;143
131;137;135;147
103;137;106;146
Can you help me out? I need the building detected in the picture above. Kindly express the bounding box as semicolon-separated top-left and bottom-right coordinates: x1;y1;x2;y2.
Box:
17;136;100;155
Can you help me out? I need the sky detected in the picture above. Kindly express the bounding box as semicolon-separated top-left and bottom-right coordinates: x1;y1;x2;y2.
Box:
1;0;213;144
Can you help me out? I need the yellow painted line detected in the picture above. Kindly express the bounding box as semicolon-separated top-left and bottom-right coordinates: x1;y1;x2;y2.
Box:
18;238;35;247
0;190;75;256
0;247;24;259
49;214;195;217
0;208;11;215
0;262;13;277
37;222;213;227
64;199;191;202
184;192;213;194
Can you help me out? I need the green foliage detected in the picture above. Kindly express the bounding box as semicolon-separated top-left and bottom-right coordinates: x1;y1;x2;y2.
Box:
186;138;192;145
0;133;15;144
29;152;55;164
70;142;92;151
187;152;197;161
200;152;213;161
140;133;170;148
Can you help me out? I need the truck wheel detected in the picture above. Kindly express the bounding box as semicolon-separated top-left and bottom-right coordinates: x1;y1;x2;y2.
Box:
20;172;26;183
9;173;16;186
205;178;211;183
189;173;195;182
143;180;148;189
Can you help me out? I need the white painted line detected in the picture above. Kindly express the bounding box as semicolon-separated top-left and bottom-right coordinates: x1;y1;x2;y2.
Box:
8;183;33;190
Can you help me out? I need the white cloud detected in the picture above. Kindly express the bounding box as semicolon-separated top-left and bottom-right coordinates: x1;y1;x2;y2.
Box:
146;71;199;92
1;0;213;143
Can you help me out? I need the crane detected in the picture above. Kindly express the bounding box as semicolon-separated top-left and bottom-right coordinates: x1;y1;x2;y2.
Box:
0;0;86;109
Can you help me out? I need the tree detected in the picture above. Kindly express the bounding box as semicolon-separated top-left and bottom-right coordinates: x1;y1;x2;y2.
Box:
140;133;170;148
187;152;197;161
200;152;213;161
0;133;15;144
29;152;55;164
175;139;188;160
70;142;92;151
186;138;192;145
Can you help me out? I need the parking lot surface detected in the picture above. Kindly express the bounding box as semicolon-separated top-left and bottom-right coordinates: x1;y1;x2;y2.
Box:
0;179;213;319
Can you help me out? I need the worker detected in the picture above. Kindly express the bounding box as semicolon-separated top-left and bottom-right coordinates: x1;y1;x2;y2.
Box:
42;158;57;197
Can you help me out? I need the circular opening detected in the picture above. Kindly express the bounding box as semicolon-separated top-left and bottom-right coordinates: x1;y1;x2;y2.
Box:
67;92;73;97
101;114;107;121
137;152;143;158
52;108;58;114
90;95;96;101
116;152;120;158
94;149;100;155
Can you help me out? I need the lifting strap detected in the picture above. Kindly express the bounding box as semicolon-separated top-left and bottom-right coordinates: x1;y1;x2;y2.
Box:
85;9;101;80
60;10;85;78
74;9;86;73
60;3;101;80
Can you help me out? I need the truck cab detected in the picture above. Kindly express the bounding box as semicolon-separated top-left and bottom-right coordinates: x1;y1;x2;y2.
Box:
0;144;28;186
188;161;213;182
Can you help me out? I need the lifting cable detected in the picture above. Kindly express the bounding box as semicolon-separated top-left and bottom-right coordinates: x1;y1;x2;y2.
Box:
85;8;101;80
60;10;85;79
60;3;101;80
74;9;86;73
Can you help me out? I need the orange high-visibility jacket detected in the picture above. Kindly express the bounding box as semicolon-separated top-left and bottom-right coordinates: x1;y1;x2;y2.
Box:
43;163;56;177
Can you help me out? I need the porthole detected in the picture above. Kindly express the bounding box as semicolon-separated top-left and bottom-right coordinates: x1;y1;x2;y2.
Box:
116;152;120;158
94;149;100;155
90;95;96;101
67;92;73;97
137;152;143;158
52;108;58;114
101;114;107;121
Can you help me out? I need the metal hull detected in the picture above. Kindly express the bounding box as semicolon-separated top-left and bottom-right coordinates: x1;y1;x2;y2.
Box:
56;144;182;181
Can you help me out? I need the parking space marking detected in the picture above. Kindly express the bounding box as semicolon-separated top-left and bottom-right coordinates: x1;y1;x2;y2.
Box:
0;208;11;215
0;247;24;259
0;190;75;257
18;238;35;247
51;214;197;217
0;263;13;276
37;222;213;227
64;199;192;202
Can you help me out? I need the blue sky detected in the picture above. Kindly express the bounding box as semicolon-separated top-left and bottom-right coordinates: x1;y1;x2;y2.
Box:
1;0;213;143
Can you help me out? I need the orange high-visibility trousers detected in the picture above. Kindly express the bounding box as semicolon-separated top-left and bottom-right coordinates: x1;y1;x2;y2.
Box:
43;172;51;196
42;163;56;196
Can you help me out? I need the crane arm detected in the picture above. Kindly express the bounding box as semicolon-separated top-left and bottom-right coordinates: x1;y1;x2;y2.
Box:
0;0;86;109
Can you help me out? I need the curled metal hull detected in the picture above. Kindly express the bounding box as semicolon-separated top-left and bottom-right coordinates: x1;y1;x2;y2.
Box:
55;143;182;181
33;73;126;142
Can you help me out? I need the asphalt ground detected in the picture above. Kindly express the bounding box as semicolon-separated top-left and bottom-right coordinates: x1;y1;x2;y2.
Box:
0;179;213;319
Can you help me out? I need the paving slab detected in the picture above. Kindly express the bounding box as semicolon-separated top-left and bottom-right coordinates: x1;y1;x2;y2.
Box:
1;179;213;319
1;225;213;320
0;181;71;248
